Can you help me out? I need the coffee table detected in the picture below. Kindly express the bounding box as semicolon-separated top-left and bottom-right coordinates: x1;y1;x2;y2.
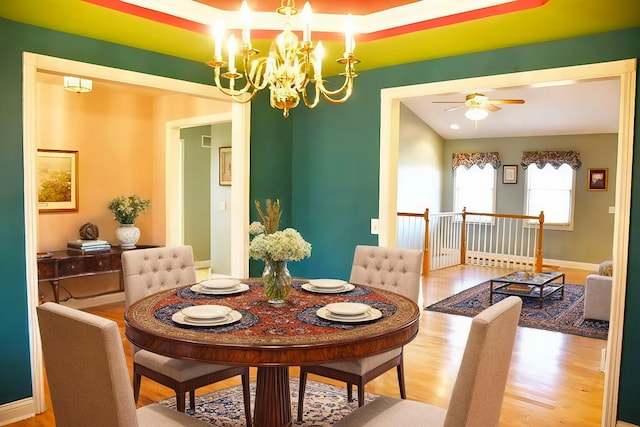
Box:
490;271;565;308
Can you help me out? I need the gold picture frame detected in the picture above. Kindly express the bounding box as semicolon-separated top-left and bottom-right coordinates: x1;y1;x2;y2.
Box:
219;146;232;186
588;168;608;191
37;149;78;212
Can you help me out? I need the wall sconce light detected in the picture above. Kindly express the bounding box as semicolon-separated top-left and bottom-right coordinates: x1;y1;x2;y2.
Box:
64;76;92;93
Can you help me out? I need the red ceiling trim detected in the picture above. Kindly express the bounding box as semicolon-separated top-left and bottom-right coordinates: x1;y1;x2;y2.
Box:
84;0;547;42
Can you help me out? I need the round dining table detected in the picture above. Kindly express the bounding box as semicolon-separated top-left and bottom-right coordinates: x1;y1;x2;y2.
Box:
124;279;420;427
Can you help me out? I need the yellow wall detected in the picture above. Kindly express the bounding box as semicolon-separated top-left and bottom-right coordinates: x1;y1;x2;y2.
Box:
37;81;154;249
35;79;229;302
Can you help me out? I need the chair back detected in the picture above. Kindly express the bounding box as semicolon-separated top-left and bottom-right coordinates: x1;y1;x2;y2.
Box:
122;245;197;310
444;296;522;427
349;245;423;303
36;302;139;427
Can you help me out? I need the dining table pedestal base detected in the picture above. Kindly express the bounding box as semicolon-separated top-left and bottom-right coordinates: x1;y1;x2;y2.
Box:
253;366;292;427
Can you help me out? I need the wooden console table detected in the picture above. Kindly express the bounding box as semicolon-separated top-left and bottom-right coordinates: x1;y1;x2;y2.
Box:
38;246;157;303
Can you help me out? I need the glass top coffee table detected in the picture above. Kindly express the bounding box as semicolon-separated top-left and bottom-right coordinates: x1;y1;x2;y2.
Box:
490;271;565;308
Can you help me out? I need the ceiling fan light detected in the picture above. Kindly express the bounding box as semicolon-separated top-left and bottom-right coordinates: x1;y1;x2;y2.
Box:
465;107;488;121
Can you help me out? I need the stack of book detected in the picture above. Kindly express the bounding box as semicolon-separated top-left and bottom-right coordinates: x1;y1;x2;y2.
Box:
67;239;111;253
505;283;533;293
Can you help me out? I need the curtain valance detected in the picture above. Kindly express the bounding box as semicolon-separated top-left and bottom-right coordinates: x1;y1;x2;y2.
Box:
452;152;501;170
520;151;582;170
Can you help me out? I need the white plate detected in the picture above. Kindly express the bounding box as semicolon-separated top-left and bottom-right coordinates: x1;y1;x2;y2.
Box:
301;283;355;294
190;283;250;295
307;279;349;289
316;307;382;323
181;304;232;320
324;302;372;316
200;278;241;290
172;310;242;327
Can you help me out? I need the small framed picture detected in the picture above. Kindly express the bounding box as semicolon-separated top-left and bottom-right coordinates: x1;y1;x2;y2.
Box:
588;168;608;191
219;146;232;186
37;149;79;212
502;165;518;184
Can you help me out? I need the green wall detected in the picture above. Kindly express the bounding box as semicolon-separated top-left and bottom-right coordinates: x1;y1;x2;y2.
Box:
2;16;640;425
442;134;617;263
182;125;212;263
290;28;640;423
248;89;294;277
210;122;233;275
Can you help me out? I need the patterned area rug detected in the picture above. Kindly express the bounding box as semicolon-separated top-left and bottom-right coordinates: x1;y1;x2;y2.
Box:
425;282;609;340
159;378;376;426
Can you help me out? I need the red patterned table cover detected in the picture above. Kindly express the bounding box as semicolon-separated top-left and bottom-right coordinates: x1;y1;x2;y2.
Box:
125;279;420;365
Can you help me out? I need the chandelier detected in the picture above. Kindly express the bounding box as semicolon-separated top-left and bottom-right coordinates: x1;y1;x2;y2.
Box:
206;0;359;118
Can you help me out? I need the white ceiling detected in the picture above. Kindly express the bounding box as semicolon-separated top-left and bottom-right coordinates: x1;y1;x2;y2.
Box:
401;78;621;140
40;72;621;141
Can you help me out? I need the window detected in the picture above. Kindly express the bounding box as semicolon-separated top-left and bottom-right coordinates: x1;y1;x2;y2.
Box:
453;165;496;216
525;163;575;228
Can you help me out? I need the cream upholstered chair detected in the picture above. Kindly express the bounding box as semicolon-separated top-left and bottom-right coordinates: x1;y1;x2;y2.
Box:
36;302;210;427
334;296;523;427
122;245;252;424
297;245;423;421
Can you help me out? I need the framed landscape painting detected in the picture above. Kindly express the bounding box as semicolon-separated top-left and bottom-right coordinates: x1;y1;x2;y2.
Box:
588;168;608;191
37;149;78;211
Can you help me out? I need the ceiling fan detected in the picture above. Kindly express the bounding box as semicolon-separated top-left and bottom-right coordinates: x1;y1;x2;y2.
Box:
434;93;525;120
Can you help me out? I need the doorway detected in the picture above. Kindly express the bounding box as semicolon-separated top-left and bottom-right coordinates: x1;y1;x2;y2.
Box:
378;59;637;425
22;52;250;413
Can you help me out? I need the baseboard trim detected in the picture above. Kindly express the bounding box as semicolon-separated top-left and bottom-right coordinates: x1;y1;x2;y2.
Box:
194;260;211;269
0;397;36;426
60;291;125;309
542;258;598;272
617;421;639;427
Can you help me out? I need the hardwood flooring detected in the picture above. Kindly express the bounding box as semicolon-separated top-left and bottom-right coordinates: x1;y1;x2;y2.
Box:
9;265;604;426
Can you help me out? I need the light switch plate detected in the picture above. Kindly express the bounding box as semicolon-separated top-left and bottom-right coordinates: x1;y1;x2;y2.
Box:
371;218;379;234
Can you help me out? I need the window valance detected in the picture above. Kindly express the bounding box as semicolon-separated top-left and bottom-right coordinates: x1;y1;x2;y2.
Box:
452;152;501;170
520;151;582;170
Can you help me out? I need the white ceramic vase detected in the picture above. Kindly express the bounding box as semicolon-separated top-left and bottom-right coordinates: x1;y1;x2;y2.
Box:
115;224;140;249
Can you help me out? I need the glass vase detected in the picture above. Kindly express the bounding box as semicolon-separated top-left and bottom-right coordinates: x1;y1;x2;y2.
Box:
262;260;292;306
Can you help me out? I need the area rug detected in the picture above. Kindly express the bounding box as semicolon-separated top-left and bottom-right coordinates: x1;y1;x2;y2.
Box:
159;378;376;426
425;282;609;340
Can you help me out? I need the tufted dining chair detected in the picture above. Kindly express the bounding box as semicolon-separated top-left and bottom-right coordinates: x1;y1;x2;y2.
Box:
122;245;252;425
37;302;211;427
334;296;523;427
297;245;423;421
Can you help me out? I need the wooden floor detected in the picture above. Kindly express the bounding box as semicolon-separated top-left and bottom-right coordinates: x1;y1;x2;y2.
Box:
9;265;604;426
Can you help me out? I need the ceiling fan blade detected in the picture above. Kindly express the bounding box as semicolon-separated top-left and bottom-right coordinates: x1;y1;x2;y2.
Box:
487;99;525;104
445;105;467;112
432;101;464;104
486;103;502;112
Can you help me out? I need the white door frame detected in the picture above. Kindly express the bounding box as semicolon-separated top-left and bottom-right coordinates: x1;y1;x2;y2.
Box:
21;52;250;419
379;59;637;426
164;105;250;278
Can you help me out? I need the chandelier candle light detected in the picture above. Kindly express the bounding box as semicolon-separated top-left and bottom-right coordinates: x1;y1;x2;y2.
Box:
207;0;360;117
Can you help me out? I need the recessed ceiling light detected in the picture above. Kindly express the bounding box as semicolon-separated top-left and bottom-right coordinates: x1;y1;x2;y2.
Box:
450;124;460;130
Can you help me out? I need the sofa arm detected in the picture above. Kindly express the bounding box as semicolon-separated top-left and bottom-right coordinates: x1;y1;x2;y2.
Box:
584;274;612;321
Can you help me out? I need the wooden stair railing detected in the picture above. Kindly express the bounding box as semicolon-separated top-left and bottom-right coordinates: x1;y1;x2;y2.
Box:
397;209;544;273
